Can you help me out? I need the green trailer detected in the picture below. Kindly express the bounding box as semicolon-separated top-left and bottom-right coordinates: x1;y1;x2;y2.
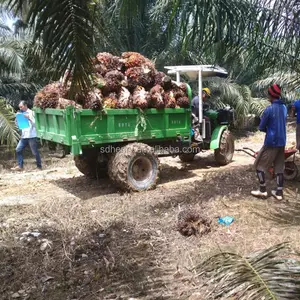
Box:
34;65;235;191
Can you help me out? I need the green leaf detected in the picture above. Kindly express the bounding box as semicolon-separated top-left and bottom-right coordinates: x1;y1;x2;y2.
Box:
0;97;19;146
195;242;300;299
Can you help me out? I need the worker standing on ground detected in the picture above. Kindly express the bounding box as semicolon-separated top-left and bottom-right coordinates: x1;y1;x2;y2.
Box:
292;99;300;151
251;84;287;200
11;101;42;171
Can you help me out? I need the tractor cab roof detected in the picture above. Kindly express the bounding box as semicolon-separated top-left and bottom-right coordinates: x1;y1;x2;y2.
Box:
164;65;228;81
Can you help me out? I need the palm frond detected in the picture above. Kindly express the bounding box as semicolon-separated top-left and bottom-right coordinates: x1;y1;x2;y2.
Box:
249;98;270;117
252;72;300;101
151;0;300;72
195;242;300;299
0;37;25;76
8;0;97;96
0;97;19;146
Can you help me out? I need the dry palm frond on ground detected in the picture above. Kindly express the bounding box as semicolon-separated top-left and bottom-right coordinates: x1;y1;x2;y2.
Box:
195;242;300;300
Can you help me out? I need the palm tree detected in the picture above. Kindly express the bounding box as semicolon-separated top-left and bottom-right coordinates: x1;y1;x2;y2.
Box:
0;97;19;146
5;0;300;97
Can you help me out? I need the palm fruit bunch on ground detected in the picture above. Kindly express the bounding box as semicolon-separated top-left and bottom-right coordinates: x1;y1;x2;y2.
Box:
34;51;190;110
176;209;211;237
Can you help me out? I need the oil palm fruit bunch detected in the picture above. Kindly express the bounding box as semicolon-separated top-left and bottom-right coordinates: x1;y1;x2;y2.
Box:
161;76;172;90
103;93;118;109
121;52;155;70
117;87;133;108
178;82;188;93
83;88;103;111
154;71;166;86
94;52;123;75
125;67;154;91
172;85;190;108
93;63;108;76
132;86;151;109
176;209;211;237
57;98;82;109
91;74;106;89
176;96;190;108
102;70;127;96
34;82;68;109
163;91;176;108
149;85;165;109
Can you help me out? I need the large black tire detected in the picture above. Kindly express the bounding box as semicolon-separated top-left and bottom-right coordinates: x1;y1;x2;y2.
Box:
74;149;108;179
179;153;196;162
284;161;298;180
214;130;234;166
108;143;160;192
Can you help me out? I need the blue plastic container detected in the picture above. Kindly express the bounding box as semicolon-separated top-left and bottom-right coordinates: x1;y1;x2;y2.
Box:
16;112;30;129
218;216;234;226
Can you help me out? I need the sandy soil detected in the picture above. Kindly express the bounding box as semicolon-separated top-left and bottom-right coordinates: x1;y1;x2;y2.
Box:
0;129;300;300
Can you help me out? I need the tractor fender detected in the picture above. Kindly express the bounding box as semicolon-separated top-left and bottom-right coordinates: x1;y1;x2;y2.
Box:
210;125;228;150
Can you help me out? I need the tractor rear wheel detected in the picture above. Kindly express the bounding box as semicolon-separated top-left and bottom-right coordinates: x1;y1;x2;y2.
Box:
214;130;234;165
74;149;108;179
108;143;160;191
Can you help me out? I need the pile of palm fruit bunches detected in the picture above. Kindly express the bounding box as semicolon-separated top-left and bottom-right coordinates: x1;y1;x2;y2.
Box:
33;52;190;110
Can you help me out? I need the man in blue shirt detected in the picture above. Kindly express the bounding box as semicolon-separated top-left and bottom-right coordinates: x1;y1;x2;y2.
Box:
292;99;300;151
251;84;287;200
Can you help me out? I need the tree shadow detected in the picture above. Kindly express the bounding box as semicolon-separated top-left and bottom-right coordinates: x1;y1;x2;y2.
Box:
150;163;259;213
255;191;300;227
0;220;170;300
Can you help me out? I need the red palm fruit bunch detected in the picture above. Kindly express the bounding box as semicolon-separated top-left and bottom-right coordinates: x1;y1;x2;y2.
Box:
176;209;211;237
103;93;118;109
34;82;68;109
117;87;133;109
102;70;127;96
57;98;82;109
163;90;176;108
83;88;103;111
172;83;189;108
161;75;172;90
149;85;165;109
154;71;166;86
121;52;155;70
132;86;151;109
125;66;155;91
94;52;123;76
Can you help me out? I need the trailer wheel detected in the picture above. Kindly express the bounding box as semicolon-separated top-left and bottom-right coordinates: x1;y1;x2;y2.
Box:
74;149;108;179
108;143;160;192
283;161;298;180
214;130;234;166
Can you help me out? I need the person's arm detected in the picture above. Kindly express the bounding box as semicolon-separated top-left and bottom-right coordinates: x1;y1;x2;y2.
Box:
294;100;300;112
24;110;35;125
259;107;269;132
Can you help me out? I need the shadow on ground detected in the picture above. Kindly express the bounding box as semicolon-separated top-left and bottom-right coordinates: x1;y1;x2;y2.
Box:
51;154;247;199
0;220;170;300
50;176;118;200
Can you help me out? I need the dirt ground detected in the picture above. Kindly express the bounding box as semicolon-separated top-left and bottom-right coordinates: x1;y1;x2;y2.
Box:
1;125;300;300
